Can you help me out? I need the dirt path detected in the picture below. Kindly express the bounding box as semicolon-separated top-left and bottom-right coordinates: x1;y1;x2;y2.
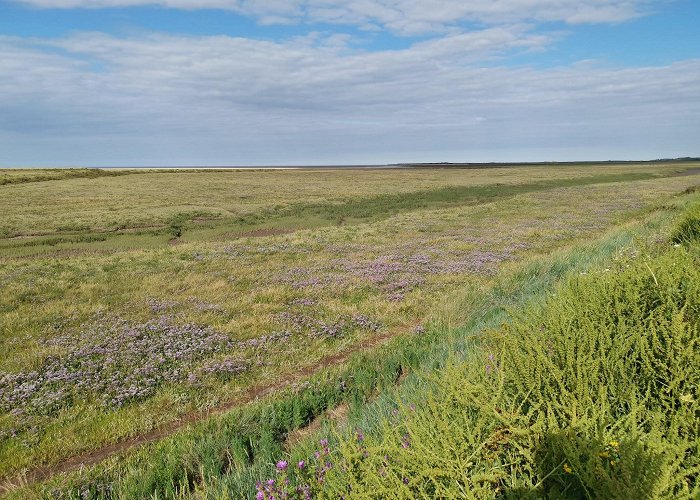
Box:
0;322;418;492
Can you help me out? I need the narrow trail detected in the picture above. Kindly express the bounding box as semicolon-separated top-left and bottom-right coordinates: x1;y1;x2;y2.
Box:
0;322;418;492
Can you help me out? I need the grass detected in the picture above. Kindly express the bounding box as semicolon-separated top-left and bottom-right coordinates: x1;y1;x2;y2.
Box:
0;163;687;241
17;182;698;499
214;170;662;232
0;169;133;186
672;200;700;243
296;200;700;499
0;163;699;497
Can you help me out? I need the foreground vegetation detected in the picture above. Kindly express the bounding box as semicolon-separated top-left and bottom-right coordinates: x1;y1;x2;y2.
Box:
0;164;699;497
305;203;700;498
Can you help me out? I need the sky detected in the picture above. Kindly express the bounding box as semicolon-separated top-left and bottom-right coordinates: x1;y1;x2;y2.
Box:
0;0;698;166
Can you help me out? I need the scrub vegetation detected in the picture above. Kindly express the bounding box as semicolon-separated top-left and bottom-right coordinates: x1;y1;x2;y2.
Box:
0;163;699;498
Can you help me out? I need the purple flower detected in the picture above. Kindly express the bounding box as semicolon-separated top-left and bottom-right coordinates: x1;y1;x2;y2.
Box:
320;438;328;448
256;492;265;500
276;460;288;472
297;460;305;470
0;315;239;417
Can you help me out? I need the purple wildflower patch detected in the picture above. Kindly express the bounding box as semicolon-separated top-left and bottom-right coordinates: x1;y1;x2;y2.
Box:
146;298;179;313
192;357;248;383
0;315;240;415
275;311;380;340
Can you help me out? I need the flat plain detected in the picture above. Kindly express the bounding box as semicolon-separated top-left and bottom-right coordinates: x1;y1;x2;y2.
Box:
1;163;699;498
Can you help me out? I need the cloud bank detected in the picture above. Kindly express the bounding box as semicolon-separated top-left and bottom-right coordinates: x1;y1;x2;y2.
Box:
1;1;697;165
1;25;697;166
14;0;656;34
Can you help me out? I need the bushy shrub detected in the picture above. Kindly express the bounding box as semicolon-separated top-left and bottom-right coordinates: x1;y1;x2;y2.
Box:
297;244;700;498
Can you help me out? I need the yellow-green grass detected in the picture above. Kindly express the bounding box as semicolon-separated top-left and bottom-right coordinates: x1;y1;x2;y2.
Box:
0;163;692;240
18;185;698;500
0;165;698;484
0;168;131;186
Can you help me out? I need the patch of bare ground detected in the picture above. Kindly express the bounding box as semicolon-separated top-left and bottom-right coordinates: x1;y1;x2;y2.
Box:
0;320;421;492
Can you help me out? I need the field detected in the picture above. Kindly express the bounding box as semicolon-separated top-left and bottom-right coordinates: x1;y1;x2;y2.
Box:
0;163;699;498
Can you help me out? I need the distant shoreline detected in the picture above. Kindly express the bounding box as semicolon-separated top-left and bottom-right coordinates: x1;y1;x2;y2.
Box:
4;157;699;170
77;157;700;170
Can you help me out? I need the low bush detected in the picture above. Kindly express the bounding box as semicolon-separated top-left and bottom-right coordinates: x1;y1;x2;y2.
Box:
291;241;700;498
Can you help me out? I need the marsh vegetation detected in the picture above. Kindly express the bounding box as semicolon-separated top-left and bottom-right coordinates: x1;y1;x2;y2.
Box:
0;163;698;498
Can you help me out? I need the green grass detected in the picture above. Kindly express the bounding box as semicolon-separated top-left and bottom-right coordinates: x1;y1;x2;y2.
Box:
215;171;662;232
0;169;676;259
0;163;688;241
672;201;700;243
262;199;700;500
12;188;697;499
1;165;699;497
0;168;133;186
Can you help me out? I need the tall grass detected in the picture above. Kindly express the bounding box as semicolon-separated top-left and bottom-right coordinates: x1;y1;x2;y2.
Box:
671;201;700;243
0;166;674;241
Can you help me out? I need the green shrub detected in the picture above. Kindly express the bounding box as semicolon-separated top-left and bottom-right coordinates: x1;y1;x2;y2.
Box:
310;245;700;498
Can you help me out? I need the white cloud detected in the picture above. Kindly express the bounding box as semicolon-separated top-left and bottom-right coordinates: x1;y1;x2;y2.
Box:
0;29;698;165
13;0;658;34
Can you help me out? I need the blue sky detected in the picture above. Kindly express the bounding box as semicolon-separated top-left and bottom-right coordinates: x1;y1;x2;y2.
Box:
0;0;698;166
